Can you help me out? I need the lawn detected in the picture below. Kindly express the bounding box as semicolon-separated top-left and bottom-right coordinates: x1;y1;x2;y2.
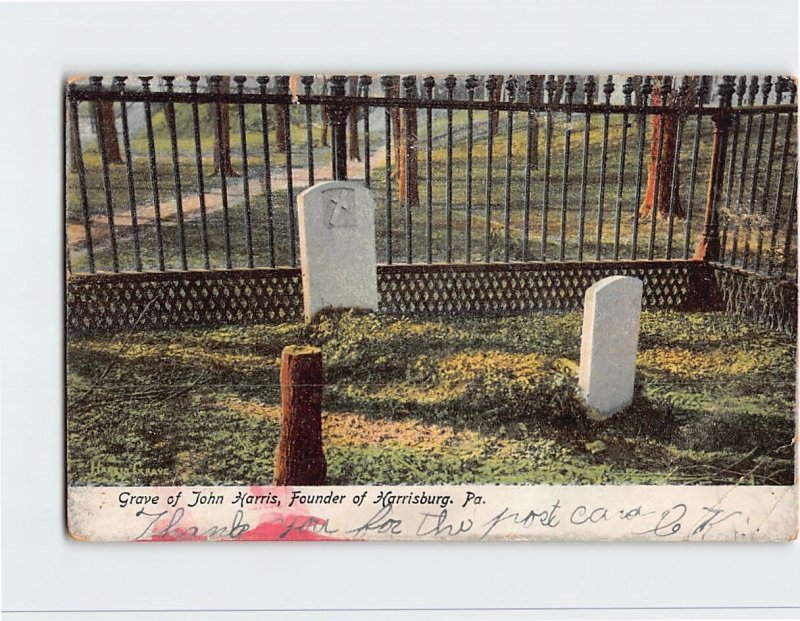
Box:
66;310;795;487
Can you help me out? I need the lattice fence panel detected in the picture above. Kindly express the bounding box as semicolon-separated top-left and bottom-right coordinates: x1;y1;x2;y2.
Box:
378;261;696;316
711;265;798;336
67;269;304;333
69;261;789;335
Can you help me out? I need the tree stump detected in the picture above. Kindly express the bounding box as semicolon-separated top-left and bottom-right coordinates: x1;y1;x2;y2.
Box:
274;345;327;486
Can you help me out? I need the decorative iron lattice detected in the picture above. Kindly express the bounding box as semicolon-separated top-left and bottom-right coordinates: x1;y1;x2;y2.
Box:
378;261;701;316
67;268;304;334
67;261;710;334
710;264;798;336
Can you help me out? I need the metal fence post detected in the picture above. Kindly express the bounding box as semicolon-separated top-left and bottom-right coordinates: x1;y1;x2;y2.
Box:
329;75;349;181
694;76;736;262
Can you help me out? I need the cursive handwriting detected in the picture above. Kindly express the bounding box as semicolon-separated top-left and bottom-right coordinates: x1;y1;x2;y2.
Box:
134;507;250;541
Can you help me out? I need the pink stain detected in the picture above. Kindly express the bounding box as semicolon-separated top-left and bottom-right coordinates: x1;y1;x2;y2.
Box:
135;486;357;542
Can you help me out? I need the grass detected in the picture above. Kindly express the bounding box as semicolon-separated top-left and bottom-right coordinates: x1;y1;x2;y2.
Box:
66;310;795;487
68;104;798;275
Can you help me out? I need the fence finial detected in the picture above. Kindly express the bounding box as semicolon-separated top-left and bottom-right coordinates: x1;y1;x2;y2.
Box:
602;75;614;105
564;75;577;104
583;75;596;104
359;74;372;96
717;75;736;107
735;75;747;106
423;76;435;99
760;76;773;104
380;74;395;96
545;75;556;103
622;76;634;106
444;74;457;97
747;76;759;105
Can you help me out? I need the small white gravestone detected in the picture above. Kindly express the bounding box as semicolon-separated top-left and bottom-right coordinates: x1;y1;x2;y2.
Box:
578;275;643;419
297;181;379;322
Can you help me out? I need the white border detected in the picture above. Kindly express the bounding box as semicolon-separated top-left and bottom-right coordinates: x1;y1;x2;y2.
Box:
1;1;798;619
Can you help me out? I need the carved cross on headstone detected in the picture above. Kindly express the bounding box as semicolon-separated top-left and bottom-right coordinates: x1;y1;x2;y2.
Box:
325;188;357;228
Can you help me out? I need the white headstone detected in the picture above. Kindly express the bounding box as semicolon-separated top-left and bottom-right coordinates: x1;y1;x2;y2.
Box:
297;181;379;322
578;275;643;419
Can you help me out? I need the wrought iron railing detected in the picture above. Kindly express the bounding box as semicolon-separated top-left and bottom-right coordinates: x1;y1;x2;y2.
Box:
65;74;797;280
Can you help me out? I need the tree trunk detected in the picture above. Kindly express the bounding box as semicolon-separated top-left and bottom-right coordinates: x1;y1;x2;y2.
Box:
274;346;327;486
348;76;361;161
639;78;690;220
212;76;238;177
389;78;419;207
98;100;122;164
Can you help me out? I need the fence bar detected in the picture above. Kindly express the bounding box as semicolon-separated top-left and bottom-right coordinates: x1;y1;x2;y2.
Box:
521;76;538;261
234;76;254;268
665;78;688;259
768;81;796;275
729;77;759;265
719;76;747;264
577;76;595;261
163;77;188;270
423;76;435;264
89;77;120;272
208;76;232;269
646;77;672;260
754;78;785;271
328;76;348;183
360;75;372;188
558;76;577;261
780;166;797;277
630;77;652;260
301;76;315;188
141;76;166;271
742;77;772;270
278;76;297;267
403;75;416;264
681;79;707;259
381;75;394;264
465;76;477;263
444;75;457;263
67;85;95;273
594;76;613;260
484;75;497;262
612;78;634;260
257;76;276;268
502;77;516;262
187;77;210;269
540;76;556;261
114;76;142;271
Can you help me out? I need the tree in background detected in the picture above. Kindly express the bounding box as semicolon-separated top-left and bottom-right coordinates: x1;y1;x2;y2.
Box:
639;76;696;220
212;75;238;177
389;76;420;207
97;100;122;164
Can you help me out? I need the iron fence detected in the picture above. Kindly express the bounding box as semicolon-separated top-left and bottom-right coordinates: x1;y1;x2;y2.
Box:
65;74;797;334
66;75;797;275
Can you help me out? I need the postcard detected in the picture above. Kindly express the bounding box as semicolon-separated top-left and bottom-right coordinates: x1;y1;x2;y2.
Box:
65;74;797;541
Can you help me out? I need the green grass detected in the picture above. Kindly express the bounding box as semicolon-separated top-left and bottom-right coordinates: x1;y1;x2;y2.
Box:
66;310;795;486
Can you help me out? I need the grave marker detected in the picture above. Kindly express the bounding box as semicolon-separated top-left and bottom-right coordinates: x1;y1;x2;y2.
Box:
297;181;379;322
578;275;643;419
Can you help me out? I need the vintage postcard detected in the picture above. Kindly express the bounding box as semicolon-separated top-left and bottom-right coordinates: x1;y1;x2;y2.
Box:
65;74;798;541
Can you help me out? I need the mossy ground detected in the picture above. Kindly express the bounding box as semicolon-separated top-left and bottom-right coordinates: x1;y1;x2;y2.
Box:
67;310;795;486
